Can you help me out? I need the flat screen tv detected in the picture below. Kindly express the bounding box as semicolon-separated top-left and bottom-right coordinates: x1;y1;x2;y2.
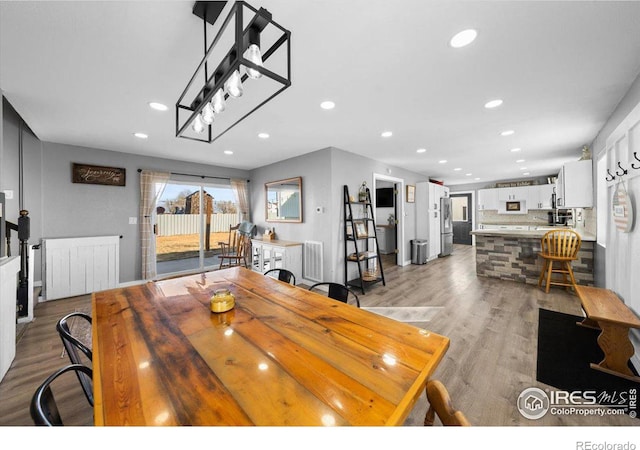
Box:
376;188;394;207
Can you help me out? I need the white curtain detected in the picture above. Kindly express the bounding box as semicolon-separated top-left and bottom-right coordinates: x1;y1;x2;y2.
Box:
140;171;170;279
231;178;250;223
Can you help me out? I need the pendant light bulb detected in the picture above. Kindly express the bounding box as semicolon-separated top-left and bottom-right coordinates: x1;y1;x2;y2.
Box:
244;43;264;79
192;114;205;134
201;102;215;125
211;89;226;114
224;70;243;98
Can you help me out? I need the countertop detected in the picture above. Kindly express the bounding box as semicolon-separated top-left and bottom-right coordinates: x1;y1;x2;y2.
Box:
471;228;596;242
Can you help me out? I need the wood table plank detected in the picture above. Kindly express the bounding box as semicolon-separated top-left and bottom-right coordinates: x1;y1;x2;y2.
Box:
93;267;450;426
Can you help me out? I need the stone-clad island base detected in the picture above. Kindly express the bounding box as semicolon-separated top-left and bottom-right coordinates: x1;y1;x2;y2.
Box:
472;232;594;286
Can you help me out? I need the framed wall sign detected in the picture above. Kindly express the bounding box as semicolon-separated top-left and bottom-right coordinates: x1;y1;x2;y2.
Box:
72;163;126;186
406;185;415;203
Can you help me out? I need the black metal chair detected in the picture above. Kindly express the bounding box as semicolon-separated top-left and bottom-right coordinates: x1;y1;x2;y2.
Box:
57;312;93;405
264;268;296;285
30;364;94;426
308;282;360;307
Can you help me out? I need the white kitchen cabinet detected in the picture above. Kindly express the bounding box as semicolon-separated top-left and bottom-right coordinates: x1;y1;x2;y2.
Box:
427;183;441;210
428;209;440;260
416;182;430;239
527;184;555;209
251;238;303;284
417;181;447;260
497;185;529;201
477;188;499;210
555;160;593;208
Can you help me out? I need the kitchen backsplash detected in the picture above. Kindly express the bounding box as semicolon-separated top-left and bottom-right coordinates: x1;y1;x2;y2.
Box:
479;210;549;225
479;207;596;233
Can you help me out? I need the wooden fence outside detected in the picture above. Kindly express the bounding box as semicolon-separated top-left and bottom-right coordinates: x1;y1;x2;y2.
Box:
157;213;238;236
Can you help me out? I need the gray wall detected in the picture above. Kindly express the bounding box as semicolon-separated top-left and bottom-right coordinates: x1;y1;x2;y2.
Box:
39;143;250;283
250;148;334;281
250;147;430;284
1;97;251;283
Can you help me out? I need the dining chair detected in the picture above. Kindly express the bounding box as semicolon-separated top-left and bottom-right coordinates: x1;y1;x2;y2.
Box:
218;223;240;253
537;229;582;293
308;282;360;307
219;231;249;269
30;364;94;426
218;221;255;269
264;268;296;285
57;312;93;405
424;379;470;426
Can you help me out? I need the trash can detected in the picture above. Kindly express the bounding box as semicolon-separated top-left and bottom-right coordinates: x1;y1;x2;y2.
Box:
411;239;428;265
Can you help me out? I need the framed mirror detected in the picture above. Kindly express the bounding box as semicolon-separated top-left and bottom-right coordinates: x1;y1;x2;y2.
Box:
265;177;302;223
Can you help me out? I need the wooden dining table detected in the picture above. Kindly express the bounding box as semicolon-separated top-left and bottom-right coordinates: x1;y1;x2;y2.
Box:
92;267;450;426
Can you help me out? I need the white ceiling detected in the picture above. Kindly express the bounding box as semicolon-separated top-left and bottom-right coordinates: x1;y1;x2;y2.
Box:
2;0;640;185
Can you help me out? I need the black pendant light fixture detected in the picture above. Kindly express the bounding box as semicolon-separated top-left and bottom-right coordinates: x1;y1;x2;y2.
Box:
176;1;291;143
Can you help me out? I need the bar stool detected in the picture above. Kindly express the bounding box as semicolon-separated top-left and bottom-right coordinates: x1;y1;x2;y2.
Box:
537;229;582;293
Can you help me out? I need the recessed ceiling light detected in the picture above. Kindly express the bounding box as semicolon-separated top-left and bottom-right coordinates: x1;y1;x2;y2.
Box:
449;29;477;48
224;150;233;155
381;131;393;138
258;133;269;139
500;130;515;136
516;159;525;163
510;148;522;152
439;160;447;164
134;132;148;139
466;173;472;176
320;100;335;110
416;148;427;153
148;102;168;111
475;177;481;181
484;99;503;109
523;172;530;176
454;168;462;171
520;167;528;170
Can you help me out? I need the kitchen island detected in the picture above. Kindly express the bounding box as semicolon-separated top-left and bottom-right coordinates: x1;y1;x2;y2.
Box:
470;228;595;286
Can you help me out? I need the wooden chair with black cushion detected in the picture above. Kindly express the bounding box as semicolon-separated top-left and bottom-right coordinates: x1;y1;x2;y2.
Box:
424;379;470;426
264;268;296;285
537;229;582;293
30;364;94;426
57;312;93;405
308;282;360;307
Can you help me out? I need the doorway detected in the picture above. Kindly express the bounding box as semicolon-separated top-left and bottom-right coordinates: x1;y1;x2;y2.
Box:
155;182;239;276
450;193;473;245
372;173;404;266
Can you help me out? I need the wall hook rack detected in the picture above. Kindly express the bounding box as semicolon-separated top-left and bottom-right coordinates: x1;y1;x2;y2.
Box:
615;161;628;177
632;151;640;170
606;169;616;181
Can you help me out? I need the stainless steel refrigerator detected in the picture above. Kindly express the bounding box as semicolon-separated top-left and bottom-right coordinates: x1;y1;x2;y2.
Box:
440;197;453;256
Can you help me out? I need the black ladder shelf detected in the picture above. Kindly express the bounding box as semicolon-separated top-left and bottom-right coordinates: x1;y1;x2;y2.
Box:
343;185;386;294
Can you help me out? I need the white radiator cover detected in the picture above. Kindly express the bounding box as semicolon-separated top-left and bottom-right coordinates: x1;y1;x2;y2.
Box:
303;241;323;283
42;236;120;301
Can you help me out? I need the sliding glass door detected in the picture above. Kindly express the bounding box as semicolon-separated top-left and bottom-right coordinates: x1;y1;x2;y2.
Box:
155;181;239;276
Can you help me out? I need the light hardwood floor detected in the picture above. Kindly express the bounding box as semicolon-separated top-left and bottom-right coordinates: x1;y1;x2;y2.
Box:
0;244;636;426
